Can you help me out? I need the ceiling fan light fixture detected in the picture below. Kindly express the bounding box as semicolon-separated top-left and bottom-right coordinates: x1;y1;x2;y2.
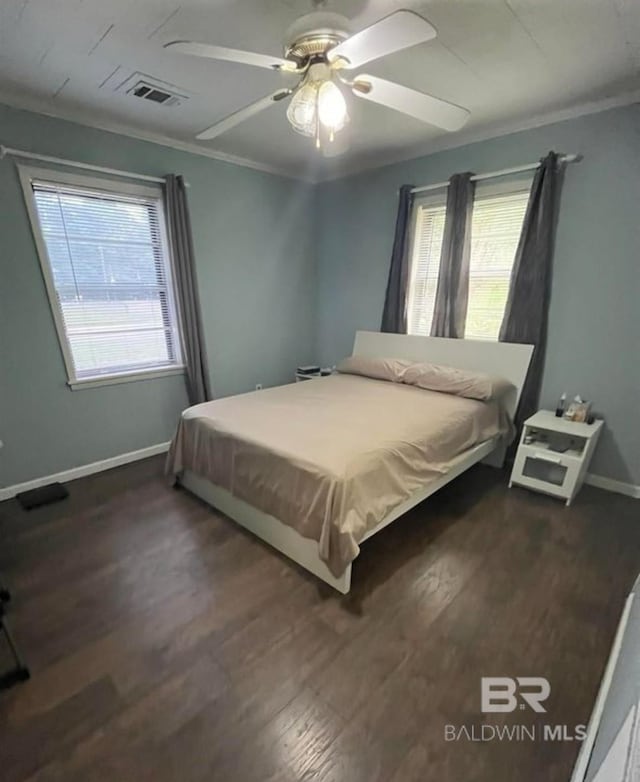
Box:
286;60;349;145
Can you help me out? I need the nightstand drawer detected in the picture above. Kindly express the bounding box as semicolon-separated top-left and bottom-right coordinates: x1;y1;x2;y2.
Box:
512;446;581;498
517;442;583;467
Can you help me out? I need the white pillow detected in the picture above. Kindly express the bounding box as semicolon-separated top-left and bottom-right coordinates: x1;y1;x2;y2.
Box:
336;356;411;383
337;356;514;401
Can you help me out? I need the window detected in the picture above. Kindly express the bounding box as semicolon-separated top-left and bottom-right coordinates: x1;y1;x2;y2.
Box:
406;181;530;341
20;167;183;388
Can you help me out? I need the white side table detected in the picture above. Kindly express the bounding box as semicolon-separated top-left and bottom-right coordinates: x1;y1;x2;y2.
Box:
295;368;333;382
509;410;603;506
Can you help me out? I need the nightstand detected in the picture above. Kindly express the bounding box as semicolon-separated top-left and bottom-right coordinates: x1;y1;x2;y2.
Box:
509;410;603;506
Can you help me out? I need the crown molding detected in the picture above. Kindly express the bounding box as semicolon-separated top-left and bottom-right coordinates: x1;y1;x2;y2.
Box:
313;88;640;184
0;86;638;187
0;91;313;183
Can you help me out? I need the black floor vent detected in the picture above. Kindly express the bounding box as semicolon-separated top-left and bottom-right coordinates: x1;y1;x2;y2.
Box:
16;482;69;510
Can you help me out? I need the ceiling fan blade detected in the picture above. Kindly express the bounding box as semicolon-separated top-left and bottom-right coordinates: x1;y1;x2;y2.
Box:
197;89;292;141
352;75;469;132
328;10;436;70
165;41;300;72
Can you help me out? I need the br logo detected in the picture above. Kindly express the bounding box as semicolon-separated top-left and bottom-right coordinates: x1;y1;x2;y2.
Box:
481;677;550;713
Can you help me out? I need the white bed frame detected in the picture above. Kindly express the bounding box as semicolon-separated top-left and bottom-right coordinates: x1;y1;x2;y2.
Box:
180;331;533;594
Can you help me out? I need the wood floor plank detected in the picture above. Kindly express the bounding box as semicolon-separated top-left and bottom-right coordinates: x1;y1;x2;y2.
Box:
24;654;228;782
0;677;122;782
1;455;638;781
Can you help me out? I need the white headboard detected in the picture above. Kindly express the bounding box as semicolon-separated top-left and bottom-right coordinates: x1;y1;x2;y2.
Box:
352;331;534;419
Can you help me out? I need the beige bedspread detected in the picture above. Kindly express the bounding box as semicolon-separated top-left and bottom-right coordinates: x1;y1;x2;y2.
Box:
166;374;512;576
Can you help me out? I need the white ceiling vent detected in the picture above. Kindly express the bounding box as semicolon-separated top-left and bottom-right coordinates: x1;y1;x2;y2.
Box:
117;73;189;108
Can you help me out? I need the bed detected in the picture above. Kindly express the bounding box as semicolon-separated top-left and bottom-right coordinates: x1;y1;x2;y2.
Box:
168;331;533;593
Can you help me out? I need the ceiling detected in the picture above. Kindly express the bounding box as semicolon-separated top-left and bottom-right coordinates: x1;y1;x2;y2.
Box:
1;0;639;181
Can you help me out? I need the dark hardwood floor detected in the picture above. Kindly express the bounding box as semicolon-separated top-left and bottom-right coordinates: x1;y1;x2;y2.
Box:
0;456;639;781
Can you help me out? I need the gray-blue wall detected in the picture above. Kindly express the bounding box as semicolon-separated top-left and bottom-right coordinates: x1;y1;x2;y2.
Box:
0;103;315;488
2;102;638;489
315;105;640;484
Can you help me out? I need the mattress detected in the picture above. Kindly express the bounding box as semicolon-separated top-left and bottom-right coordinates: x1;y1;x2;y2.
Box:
166;373;511;576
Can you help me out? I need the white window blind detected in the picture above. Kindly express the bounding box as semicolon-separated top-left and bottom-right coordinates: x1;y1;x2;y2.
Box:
29;177;183;384
406;198;447;336
465;189;529;340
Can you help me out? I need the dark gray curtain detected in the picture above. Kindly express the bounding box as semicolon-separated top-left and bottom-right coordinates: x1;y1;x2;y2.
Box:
165;174;211;405
430;172;475;338
381;184;414;333
499;151;565;427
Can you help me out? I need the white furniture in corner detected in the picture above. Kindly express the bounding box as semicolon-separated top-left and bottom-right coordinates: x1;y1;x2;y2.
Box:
510;410;603;506
295;368;333;382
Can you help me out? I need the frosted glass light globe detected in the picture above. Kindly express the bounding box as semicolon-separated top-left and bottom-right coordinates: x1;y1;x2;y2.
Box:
286;82;318;137
318;80;348;131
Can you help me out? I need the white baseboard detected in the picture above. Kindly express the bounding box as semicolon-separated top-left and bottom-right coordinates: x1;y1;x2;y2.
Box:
585;473;640;499
0;442;171;502
1;444;636;504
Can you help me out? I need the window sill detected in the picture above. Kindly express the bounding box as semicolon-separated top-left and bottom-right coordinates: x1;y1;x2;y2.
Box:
67;366;186;391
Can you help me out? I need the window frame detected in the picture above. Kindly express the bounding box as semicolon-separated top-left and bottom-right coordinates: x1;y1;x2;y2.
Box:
18;165;186;390
406;176;532;342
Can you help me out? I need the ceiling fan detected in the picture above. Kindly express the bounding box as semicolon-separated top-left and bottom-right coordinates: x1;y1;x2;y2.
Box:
164;6;470;154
